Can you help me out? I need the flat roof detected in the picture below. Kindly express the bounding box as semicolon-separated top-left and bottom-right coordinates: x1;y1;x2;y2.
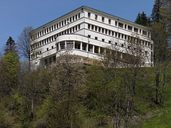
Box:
31;6;150;33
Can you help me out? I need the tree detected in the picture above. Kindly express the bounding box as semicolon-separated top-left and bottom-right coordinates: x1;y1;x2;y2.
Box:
49;52;86;128
17;26;33;69
152;0;162;22
5;36;16;54
135;12;150;26
0;37;19;96
21;68;52;120
151;22;169;105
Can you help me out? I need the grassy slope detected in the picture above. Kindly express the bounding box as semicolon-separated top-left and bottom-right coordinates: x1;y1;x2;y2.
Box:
142;64;171;128
84;64;171;128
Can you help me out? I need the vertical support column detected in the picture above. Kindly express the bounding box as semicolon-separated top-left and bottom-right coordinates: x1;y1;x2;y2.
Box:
58;43;61;50
86;43;89;52
73;41;75;49
121;53;123;59
98;47;101;54
80;42;83;50
92;45;95;53
65;41;67;49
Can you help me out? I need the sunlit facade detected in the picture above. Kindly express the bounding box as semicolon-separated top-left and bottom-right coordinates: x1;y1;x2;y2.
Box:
30;6;153;69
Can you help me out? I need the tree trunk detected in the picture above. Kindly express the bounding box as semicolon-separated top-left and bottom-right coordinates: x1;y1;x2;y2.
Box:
31;98;34;119
155;71;160;104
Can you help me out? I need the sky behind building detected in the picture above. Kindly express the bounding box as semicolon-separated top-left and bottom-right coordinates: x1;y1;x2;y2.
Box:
0;0;154;54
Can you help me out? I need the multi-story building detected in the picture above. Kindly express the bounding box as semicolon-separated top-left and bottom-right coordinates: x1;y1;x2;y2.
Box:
30;6;153;69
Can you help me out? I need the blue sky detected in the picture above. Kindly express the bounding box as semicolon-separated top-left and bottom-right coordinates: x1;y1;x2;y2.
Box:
0;0;154;54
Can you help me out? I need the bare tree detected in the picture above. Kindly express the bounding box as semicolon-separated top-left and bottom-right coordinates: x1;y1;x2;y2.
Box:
17;26;33;69
49;51;86;128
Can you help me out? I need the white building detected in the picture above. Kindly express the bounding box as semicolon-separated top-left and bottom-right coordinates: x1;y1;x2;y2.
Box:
30;6;153;69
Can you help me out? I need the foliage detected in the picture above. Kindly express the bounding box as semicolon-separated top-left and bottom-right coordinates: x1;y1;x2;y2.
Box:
5;36;16;54
151;0;162;22
135;12;150;26
0;51;19;95
17;26;33;60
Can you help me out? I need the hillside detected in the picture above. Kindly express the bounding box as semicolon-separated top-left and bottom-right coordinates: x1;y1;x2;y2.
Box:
0;62;171;128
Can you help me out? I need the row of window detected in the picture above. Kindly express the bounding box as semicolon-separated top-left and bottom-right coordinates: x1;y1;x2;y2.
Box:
44;55;56;66
87;12;150;37
57;41;101;53
31;24;81;50
31;13;81;40
31;40;150;62
87;23;153;49
56;41;149;64
56;40;149;56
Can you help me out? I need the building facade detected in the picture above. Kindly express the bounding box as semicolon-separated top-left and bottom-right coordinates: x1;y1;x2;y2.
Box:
30;6;153;69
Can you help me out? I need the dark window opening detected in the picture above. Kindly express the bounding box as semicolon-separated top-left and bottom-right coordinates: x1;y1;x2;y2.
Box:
75;41;80;49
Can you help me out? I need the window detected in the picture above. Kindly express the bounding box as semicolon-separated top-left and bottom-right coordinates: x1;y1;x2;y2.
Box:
95;14;98;20
105;29;108;35
109;41;111;44
60;41;65;49
145;51;148;56
53;56;56;62
115;32;118;38
118;33;120;38
78;13;80;18
143;30;147;35
109;30;111;35
44;59;48;66
88;24;91;29
102;28;104;33
124;24;127;29
95;26;97;31
95;37;98;40
66;42;73;50
102;39;105;42
123;34;125;39
115;42;117;45
47;48;49;51
49;57;52;64
115;21;118;26
98;27;101;32
128;25;132;31
108;19;111;24
88;12;91;18
82;43;87;51
75;41;80;49
134;27;138;33
91;25;94;30
100;47;104;54
51;46;54;49
102;17;105;22
88;44;93;52
121;44;124;47
56;43;59;51
94;46;99;53
88;35;91;38
119;22;123;28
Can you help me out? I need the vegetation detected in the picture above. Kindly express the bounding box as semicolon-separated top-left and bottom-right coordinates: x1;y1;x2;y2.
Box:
135;12;150;26
0;0;170;128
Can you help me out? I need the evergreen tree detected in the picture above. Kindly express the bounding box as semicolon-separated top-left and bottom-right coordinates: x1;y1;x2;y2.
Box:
152;0;162;22
0;37;19;95
135;13;141;24
5;36;16;54
135;12;149;26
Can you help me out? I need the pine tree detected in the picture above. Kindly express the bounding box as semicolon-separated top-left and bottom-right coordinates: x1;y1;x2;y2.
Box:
152;0;162;22
135;13;141;25
135;12;149;26
0;37;19;95
5;36;16;54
